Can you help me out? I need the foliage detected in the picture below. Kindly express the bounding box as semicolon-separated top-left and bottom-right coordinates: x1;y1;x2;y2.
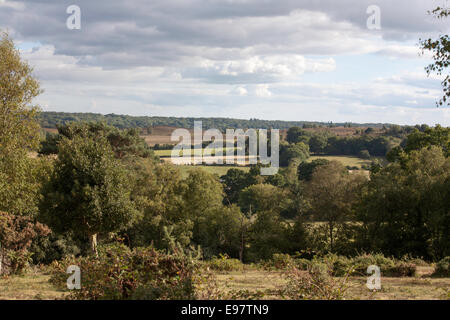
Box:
206;254;244;272
0;211;50;274
358;146;450;260
297;158;330;181
39;135;138;256
279;142;310;167
49;243;197;300
280;262;353;300
306;161;367;252
0;32;43;217
0;32;41;156
40;122;157;160
420;6;450;106
433;256;450;277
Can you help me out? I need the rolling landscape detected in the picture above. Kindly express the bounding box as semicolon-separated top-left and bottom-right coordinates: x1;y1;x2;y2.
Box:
0;0;449;308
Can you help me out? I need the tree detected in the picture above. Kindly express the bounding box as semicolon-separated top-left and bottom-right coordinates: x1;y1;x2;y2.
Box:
404;125;449;156
297;159;330;181
279;142;310;167
307;161;366;252
286;127;309;144
420;6;450;106
358;146;449;259
42;121;157;160
0;32;42;216
0;32;41;156
309;134;328;154
39;135;138;256
124;158;190;249
239;184;288;215
221;169;256;205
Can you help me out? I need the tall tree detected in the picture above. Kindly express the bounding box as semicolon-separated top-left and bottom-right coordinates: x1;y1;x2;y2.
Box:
307;161;366;252
0;32;42;216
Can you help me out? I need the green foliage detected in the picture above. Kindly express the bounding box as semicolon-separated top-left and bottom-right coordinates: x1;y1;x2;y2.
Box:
0;32;41;156
0;32;43;217
359;146;450;260
433;256;450;277
404;125;449;157
221;168;256;205
358;149;371;159
39;135;138;256
239;184;287;215
297;158;330;181
306;162;367;252
279;142;310;167
49;243;197;300
207;254;244;272
40;122;157;160
420;6;450;106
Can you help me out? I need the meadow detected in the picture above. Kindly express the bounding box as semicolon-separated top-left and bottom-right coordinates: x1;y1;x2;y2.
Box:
1;264;448;300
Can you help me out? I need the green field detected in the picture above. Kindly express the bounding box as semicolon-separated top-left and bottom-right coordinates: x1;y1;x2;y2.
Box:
308;155;375;168
178;165;250;178
154;147;237;157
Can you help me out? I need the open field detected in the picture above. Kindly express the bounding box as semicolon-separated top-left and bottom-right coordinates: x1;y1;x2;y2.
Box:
214;267;450;300
1;267;448;300
308;155;375;168
154;147;238;157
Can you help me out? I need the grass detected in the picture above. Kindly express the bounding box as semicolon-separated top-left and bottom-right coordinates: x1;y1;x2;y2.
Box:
154;147;237;157
0;266;448;300
214;267;450;300
0;269;66;300
178;165;250;178
308;155;375;169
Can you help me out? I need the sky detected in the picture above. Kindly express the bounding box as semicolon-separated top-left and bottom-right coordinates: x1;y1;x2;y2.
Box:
1;0;450;125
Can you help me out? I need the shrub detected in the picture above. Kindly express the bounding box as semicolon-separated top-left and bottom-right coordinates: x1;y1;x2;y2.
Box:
49;243;196;300
351;254;416;277
271;253;295;269
433;257;450;277
0;211;51;275
207;254;243;272
319;254;354;277
280;262;353;300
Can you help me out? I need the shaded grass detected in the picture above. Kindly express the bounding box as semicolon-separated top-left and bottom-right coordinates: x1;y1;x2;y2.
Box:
0;270;66;300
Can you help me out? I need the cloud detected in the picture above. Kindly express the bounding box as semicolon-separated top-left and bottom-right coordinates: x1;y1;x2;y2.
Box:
0;0;448;125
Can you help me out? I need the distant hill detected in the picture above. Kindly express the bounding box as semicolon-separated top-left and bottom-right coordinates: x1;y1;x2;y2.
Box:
39;111;393;132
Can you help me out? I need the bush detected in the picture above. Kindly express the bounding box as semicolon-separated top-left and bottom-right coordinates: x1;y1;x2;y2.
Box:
49;243;196;300
280;262;353;300
351;254;416;277
0;211;51;275
207;254;243;272
319;254;354;277
433;257;450;277
271;253;295;269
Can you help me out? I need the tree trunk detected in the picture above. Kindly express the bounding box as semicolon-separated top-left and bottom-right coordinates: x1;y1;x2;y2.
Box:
90;233;98;258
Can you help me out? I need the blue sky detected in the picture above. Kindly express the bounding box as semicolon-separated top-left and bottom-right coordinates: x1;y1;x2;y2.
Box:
1;0;450;125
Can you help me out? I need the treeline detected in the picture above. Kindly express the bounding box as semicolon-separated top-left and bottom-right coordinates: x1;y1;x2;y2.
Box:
39;111;390;131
